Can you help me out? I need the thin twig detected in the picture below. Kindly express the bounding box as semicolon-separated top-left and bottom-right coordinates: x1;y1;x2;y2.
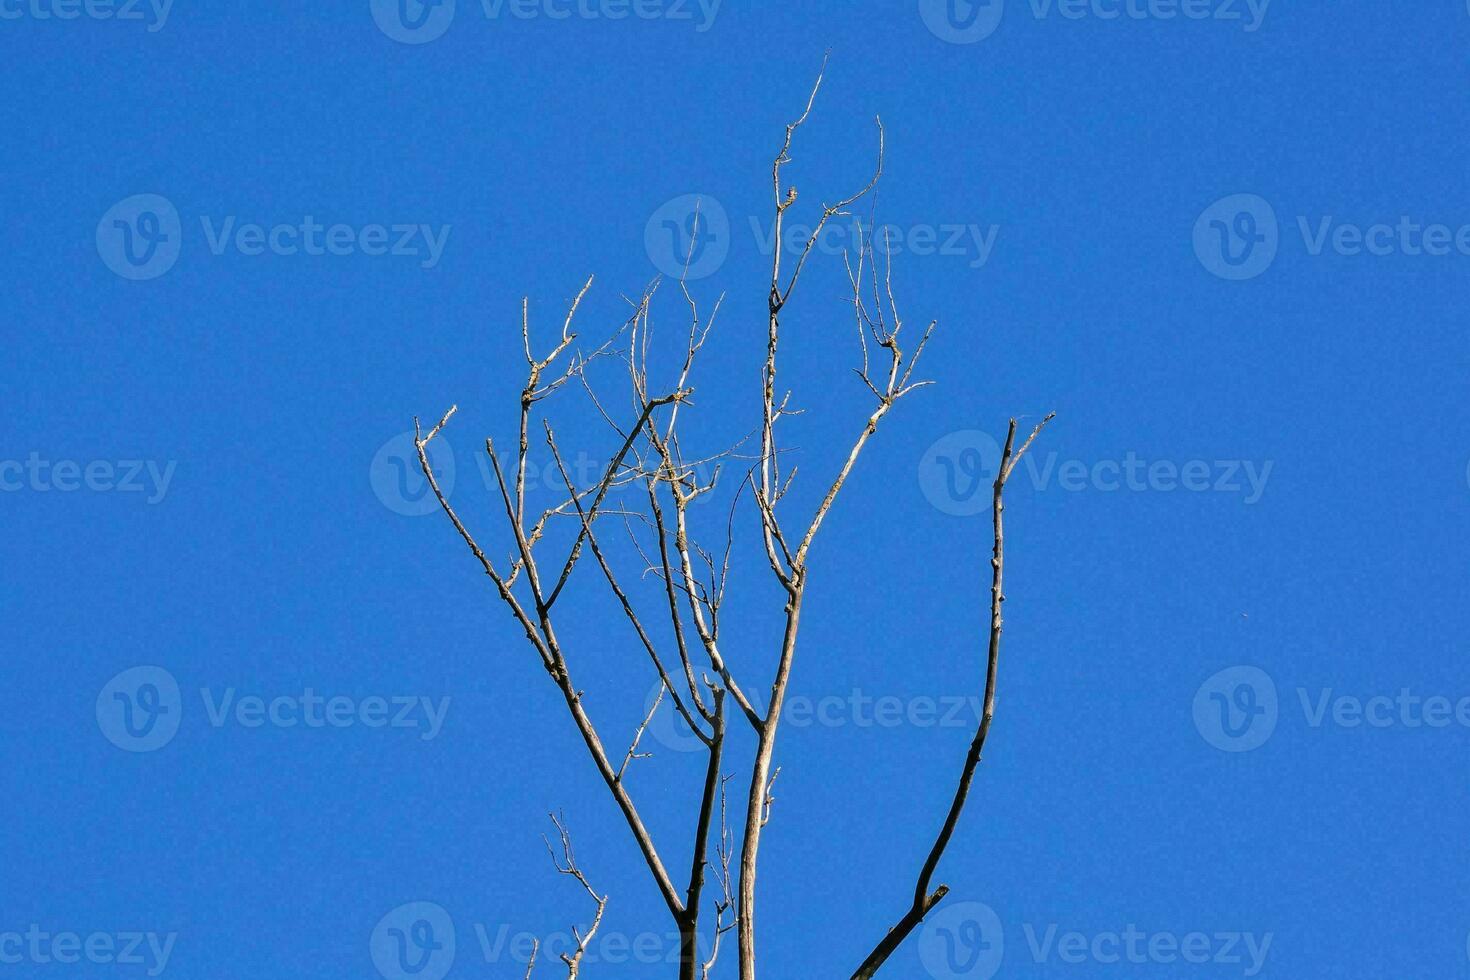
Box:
848;415;1055;980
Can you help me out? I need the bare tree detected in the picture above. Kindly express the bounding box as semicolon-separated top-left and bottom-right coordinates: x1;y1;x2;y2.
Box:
413;65;1051;980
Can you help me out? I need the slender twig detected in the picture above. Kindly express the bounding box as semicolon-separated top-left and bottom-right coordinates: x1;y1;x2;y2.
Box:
848;414;1054;980
543;812;608;980
619;682;666;780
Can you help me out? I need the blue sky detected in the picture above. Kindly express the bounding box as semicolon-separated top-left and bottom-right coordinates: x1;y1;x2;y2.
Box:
3;2;1468;978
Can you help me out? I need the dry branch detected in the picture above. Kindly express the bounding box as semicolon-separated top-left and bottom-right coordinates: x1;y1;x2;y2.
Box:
413;65;1050;980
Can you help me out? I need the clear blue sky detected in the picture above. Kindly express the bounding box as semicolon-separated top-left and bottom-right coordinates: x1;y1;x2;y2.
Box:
3;3;1468;978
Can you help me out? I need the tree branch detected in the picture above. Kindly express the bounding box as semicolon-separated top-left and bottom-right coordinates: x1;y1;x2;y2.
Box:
848;414;1054;980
